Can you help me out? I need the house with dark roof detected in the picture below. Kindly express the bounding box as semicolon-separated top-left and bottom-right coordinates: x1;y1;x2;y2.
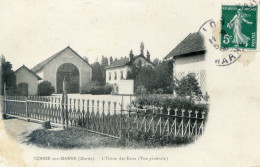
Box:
105;43;154;84
165;32;207;94
31;46;92;93
14;65;42;95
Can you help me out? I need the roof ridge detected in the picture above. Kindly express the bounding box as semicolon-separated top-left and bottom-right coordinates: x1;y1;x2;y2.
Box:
15;65;42;80
165;32;205;59
31;46;92;72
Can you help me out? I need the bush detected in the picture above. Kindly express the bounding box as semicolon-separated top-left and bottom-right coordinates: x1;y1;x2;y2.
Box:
104;84;113;94
81;81;113;95
174;74;203;103
38;81;55;96
134;95;208;115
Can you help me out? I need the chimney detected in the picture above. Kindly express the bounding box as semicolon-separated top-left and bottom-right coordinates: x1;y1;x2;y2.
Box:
140;42;144;56
129;50;134;61
147;50;150;61
109;56;113;65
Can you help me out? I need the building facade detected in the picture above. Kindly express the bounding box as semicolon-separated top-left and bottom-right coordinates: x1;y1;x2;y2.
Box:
105;49;154;84
165;33;207;94
14;65;41;95
31;46;92;93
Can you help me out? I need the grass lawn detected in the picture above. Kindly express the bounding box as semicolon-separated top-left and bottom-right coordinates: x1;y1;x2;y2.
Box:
24;127;135;149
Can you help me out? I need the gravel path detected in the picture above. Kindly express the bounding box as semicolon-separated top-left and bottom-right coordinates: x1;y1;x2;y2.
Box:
4;117;43;143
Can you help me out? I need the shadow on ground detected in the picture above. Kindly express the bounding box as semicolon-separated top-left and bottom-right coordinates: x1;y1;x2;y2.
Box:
24;128;142;149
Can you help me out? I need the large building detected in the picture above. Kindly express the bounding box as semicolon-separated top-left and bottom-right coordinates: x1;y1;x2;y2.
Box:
105;43;154;84
165;32;207;94
15;46;92;95
31;46;92;93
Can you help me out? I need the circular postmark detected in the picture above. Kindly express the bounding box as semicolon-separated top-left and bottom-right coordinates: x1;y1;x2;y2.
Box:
198;3;258;66
198;19;245;66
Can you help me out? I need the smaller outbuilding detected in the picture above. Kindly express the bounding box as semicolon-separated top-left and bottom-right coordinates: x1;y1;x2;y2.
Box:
14;65;42;96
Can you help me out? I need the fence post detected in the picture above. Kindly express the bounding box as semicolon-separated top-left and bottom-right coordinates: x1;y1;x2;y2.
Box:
107;101;111;133
86;99;89;128
62;77;67;129
201;111;205;135
82;99;85;127
26;96;29;121
159;107;163;135
144;106;147;133
97;100;100;131
195;111;199;137
174;108;178;136
128;104;131;141
181;109;185;137
2;83;7;119
152;106;155;135
167;107;171;137
102;100;105;133
121;96;124;111
65;95;68;128
61;95;65;129
188;110;192;137
120;102;123;139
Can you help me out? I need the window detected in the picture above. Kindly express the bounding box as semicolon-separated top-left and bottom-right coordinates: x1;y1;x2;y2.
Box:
114;71;117;80
109;72;111;80
120;71;124;79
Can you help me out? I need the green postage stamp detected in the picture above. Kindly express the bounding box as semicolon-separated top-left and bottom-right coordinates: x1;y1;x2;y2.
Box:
221;5;258;49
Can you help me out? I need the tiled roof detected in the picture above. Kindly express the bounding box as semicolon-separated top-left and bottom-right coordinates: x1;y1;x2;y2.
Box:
106;55;154;69
106;57;130;69
165;32;205;59
15;65;42;80
31;46;91;72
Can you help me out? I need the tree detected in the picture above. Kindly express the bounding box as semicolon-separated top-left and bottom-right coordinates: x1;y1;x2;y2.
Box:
153;58;160;66
1;56;17;95
101;56;108;67
91;62;105;85
91;56;109;86
83;57;89;64
127;64;156;94
154;60;173;94
127;58;173;94
175;74;202;103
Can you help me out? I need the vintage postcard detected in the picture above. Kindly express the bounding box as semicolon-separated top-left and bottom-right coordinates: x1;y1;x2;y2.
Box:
1;0;260;167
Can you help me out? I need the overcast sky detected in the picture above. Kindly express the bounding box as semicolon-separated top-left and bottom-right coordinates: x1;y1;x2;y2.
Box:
0;0;216;70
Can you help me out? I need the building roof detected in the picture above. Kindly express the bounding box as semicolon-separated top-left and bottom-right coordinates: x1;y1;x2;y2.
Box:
15;65;42;80
106;55;154;69
31;46;91;72
165;32;205;59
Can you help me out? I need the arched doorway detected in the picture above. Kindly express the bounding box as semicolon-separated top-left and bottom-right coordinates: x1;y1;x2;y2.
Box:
17;83;28;96
56;63;80;93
